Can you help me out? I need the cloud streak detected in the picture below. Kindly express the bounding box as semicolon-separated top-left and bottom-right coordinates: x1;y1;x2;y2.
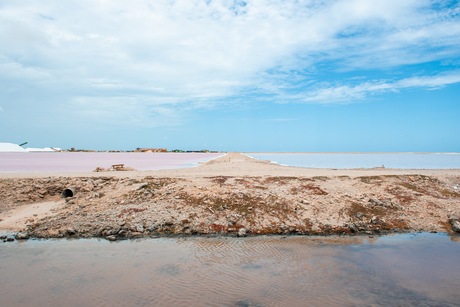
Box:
298;72;460;103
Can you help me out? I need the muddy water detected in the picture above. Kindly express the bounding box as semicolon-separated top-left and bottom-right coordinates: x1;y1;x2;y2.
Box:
1;234;459;307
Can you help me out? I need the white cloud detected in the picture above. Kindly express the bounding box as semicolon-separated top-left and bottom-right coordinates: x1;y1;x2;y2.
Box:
298;72;460;103
0;0;459;125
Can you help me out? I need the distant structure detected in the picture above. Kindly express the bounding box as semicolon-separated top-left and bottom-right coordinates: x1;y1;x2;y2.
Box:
136;148;167;153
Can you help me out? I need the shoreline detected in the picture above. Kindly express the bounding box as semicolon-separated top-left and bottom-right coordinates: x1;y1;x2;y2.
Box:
1;153;460;241
242;152;460;154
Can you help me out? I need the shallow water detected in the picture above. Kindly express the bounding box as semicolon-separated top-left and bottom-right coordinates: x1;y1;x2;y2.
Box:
0;233;459;307
0;152;224;172
246;153;460;169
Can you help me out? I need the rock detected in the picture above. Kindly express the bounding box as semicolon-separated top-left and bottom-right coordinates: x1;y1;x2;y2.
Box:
448;214;460;222
311;225;321;233
15;232;29;240
147;223;158;232
6;237;15;242
129;232;143;238
368;197;382;207
349;223;358;233
371;216;379;224
237;228;247;237
106;235;117;241
452;221;460;233
0;235;7;240
382;199;392;208
67;228;76;235
356;212;363;219
135;224;144;233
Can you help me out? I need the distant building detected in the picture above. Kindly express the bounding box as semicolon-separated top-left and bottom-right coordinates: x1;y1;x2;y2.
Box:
137;148;167;152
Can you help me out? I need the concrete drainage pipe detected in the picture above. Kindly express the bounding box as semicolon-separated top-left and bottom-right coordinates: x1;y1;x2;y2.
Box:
62;187;76;198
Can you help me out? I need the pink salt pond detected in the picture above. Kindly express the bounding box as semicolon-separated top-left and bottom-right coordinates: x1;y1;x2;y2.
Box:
0;152;224;173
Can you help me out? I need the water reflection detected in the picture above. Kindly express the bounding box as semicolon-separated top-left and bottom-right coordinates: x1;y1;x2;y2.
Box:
0;234;459;307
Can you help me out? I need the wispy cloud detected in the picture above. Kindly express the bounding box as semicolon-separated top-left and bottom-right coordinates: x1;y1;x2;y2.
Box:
0;0;459;126
297;72;460;103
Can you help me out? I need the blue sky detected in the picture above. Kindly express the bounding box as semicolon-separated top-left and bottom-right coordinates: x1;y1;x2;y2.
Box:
1;0;459;152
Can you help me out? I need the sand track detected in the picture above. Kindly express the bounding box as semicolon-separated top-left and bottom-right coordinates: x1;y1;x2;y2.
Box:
0;200;65;231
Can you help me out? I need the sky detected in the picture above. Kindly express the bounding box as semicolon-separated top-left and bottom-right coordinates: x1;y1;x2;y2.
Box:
1;0;459;152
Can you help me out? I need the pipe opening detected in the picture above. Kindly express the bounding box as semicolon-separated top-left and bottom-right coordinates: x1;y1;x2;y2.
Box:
62;188;75;198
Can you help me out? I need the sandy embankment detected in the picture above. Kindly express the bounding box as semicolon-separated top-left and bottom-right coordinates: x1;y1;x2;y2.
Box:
1;153;460;241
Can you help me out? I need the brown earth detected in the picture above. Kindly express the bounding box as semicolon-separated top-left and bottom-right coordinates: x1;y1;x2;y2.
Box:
1;153;460;241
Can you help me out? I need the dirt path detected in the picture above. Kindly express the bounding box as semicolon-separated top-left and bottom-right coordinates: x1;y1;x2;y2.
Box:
0;200;65;232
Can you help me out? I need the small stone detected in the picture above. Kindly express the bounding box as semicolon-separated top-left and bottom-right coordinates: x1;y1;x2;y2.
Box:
368;197;382;207
311;225;321;233
67;228;76;235
6;237;15;242
147;223;158;232
349;223;358;233
237;228;247;237
356;212;363;219
452;221;460;233
135;224;144;232
16;232;29;240
0;235;7;240
382;199;392;207
448;214;460;221
106;235;117;241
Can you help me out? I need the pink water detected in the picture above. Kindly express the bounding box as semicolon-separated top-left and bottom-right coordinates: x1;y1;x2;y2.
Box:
0;152;224;172
0;234;459;307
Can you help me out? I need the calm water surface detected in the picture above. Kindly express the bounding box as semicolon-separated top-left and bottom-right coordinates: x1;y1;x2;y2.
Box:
0;152;224;172
246;153;460;169
1;233;459;307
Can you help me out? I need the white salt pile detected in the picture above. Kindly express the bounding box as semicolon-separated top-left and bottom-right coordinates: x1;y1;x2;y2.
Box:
26;147;61;152
0;143;61;152
0;143;27;152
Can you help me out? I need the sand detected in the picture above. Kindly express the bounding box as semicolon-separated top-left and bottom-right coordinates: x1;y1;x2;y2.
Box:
1;153;460;239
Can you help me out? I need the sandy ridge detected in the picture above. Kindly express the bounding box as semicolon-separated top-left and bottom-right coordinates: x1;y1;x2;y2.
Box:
1;153;459;241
